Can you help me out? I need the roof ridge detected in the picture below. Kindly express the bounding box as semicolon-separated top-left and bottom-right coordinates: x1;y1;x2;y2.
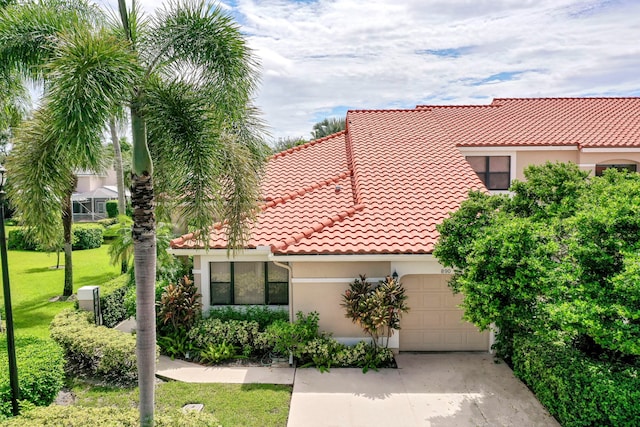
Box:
268;131;347;160
494;97;640;100
416;104;500;110
270;203;365;253
347;108;429;113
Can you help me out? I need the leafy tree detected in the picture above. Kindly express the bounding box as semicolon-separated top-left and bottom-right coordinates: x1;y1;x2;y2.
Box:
435;162;640;360
311;117;345;139
1;1;265;425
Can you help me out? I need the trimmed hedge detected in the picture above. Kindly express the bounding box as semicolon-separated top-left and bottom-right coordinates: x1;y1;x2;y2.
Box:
6;229;37;251
206;306;289;331
50;310;148;386
0;336;65;420
106;200;118;218
2;406;220;426
7;226;103;251
71;227;103;250
512;333;640;427
100;285;130;328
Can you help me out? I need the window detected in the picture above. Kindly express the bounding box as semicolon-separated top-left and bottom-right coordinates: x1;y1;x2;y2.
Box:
466;156;511;190
210;262;288;305
595;164;637;177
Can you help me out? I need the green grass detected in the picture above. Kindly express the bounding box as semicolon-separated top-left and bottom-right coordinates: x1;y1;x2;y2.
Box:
0;244;121;338
71;381;292;427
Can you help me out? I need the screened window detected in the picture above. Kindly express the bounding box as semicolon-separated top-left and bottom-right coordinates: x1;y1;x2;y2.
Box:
466;156;511;190
210;262;288;305
595;164;637;176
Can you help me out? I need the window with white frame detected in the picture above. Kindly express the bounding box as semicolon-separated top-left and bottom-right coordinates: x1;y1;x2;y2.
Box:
210;262;288;305
466;156;511;190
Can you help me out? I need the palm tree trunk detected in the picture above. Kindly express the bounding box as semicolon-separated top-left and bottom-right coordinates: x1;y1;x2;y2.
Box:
61;180;75;297
110;118;126;216
130;103;156;427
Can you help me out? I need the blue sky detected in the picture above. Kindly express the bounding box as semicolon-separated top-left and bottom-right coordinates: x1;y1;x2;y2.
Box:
105;0;640;141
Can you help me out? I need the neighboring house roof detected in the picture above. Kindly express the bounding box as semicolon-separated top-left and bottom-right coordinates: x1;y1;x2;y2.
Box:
170;97;640;255
72;186;120;201
419;97;640;148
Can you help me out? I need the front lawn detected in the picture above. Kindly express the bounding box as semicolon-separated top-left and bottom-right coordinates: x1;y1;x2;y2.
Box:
71;381;291;427
0;244;120;338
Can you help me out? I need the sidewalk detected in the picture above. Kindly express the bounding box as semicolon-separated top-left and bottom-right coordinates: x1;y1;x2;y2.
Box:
155;355;295;385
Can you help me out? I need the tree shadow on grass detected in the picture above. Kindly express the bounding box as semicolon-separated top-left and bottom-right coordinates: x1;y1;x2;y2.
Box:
74;272;120;289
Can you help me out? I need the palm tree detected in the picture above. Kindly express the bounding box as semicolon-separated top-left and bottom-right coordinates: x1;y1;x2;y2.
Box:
2;0;128;297
1;1;265;425
311;117;346;139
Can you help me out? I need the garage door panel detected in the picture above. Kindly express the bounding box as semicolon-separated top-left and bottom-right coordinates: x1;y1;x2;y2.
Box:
400;274;489;352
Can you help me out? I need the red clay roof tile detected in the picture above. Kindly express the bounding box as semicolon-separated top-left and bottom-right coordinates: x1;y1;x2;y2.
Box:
171;97;640;254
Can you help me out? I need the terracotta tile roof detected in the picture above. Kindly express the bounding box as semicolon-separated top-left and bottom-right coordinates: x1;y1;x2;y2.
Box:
171;97;640;254
419;97;640;148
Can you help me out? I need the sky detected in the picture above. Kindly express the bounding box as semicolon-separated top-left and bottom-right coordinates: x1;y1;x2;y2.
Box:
103;0;640;141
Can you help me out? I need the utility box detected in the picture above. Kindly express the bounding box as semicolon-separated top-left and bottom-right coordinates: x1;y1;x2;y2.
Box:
77;285;102;325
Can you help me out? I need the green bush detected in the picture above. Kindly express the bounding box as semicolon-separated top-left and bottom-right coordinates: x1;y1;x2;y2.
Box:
50;309;148;386
0;336;65;420
262;311;320;358
187;318;261;357
199;342;238;365
299;336;394;372
97;217;118;228
71;226;103;250
2;405;220;426
100;285;130;328
7;226;103;251
105;200;119;218
6;229;37;251
206;306;289;331
512;333;640;427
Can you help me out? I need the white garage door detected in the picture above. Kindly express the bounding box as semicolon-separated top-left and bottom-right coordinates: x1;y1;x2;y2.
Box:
400;274;489;351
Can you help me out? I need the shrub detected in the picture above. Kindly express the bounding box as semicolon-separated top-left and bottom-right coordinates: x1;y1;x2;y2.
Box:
71;226;103;250
187;318;260;357
100;285;131;328
0;336;65;420
342;275;409;349
97;217;118;228
50;309;147;386
1;405;220;426
156;276;202;337
262;311;320;358
299;336;394;373
206;305;289;331
105;200;119;218
512;333;640;427
199;342;238;365
6;228;37;251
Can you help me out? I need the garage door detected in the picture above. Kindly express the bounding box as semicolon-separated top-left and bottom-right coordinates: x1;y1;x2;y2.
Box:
400;274;489;351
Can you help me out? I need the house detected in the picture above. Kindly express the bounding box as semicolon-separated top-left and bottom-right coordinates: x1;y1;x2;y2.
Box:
169;97;640;352
72;169;127;221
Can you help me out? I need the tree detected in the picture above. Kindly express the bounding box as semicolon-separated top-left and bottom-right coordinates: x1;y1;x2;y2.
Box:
434;162;640;360
2;1;129;297
271;136;307;153
311;117;345;139
1;1;265;425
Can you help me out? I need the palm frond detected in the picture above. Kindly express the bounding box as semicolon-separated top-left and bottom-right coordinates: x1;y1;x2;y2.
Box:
0;0;101;81
44;25;140;170
144;0;259;109
6;108;73;244
144;76;265;249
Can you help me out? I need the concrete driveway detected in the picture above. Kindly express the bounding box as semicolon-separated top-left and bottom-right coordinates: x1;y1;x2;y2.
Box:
287;352;559;427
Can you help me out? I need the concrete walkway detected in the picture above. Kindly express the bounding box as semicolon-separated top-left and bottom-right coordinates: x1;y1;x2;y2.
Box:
156;353;559;427
156;355;295;384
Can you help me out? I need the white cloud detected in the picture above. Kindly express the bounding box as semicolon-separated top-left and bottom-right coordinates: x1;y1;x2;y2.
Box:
99;0;640;140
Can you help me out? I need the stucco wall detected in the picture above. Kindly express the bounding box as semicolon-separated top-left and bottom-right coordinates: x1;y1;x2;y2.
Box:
514;150;578;180
291;261;391;338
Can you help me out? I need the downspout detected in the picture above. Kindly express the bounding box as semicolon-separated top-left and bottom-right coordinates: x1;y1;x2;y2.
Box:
271;258;294;366
271;258;293;322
